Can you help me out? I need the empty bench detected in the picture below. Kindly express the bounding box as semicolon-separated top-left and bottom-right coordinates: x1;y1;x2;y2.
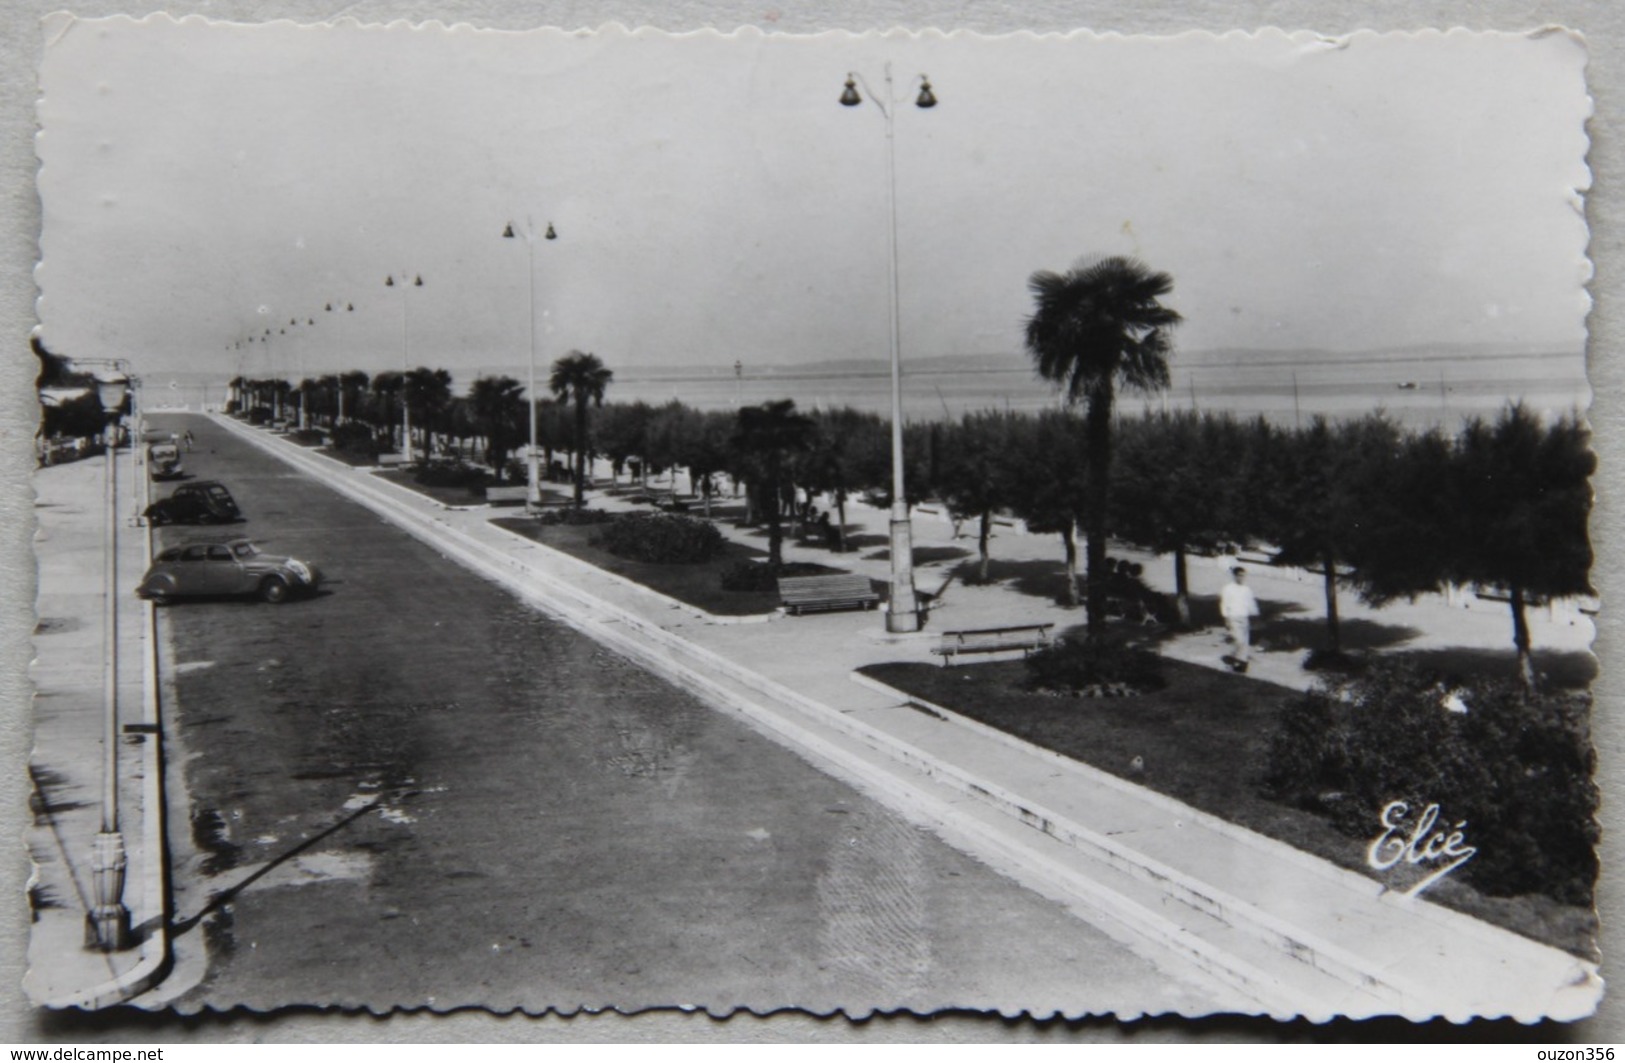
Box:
932;623;1054;665
778;573;880;616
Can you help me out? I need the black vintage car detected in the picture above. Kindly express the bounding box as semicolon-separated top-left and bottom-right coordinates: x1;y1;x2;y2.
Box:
143;480;241;525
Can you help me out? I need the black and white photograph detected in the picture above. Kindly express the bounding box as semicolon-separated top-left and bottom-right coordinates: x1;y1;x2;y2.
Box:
10;9;1616;1037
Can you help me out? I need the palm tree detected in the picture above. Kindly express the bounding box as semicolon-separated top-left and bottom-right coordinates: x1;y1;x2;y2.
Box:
732;399;816;565
469;375;527;482
405;366;453;459
370;371;404;449
549;350;614;506
338;370;370;426
1025;255;1180;637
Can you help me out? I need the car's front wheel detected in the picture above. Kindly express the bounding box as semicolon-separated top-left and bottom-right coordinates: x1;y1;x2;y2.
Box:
259;576;290;604
141;579;174;606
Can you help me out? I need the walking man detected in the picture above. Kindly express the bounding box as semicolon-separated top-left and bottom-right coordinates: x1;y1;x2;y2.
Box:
1220;565;1260;673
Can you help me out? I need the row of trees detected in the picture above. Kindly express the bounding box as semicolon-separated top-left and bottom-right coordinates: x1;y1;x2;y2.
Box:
230;350;616;505
235;364;1590;693
225;256;1590;690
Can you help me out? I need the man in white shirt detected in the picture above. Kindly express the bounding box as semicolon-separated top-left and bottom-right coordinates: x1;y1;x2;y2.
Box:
1219;566;1260;673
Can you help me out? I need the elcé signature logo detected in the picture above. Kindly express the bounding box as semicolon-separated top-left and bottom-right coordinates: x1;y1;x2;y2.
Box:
1366;800;1478;898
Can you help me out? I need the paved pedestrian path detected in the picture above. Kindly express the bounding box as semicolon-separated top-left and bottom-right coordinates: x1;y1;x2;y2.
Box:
205;418;1601;1022
25;454;169;1009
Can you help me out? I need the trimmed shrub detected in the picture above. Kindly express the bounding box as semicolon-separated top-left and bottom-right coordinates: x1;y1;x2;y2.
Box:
536;507;614;527
331;421;379;459
247;406;273;426
590;512;723;565
1023;636;1167;695
288;428;325;446
1261;660;1598;904
720;559;829;593
414;460;490;490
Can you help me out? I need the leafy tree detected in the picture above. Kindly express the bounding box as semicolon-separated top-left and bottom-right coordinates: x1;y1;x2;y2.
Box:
732;399;816;565
1451;405;1594;690
1004;411;1090;606
672;409;735;518
1341;425;1457;609
646;401;701;500
936;410;1021;582
803;407;887;552
597;401;654;485
1025;255;1180;637
1263;415;1406;655
1111;410;1240;625
549;351;614;506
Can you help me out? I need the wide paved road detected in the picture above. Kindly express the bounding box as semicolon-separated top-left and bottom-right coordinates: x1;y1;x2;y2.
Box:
145;412;1223;1015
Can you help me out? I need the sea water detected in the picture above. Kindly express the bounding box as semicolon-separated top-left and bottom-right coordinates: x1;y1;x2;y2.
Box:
155;345;1589;432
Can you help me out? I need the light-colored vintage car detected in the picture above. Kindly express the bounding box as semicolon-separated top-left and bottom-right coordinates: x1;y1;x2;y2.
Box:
136;538;321;605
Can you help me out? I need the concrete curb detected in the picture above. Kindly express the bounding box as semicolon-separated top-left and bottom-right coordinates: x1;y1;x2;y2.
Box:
847;669;1594;973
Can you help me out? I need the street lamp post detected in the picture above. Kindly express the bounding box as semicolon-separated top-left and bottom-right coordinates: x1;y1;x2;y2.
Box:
88;365;131;950
386;275;424;463
129;376;146;526
297;316;316;431
840;64;937;633
326;301;355;425
503;221;559;510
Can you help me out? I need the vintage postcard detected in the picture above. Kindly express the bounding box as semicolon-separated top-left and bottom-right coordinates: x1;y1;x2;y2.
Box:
24;16;1599;1024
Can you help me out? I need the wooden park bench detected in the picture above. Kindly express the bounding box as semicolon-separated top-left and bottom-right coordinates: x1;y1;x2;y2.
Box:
932;623;1054;665
778;573;880;616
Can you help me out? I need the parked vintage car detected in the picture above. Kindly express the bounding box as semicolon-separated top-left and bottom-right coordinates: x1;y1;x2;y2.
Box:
136;538;321;605
143;480;241;525
148;442;184;481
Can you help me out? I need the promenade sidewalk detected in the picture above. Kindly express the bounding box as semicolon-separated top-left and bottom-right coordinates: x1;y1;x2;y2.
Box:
24;454;169;1009
209;417;1608;1019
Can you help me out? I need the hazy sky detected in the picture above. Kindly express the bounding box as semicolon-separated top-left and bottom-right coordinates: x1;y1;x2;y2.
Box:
35;19;1592;382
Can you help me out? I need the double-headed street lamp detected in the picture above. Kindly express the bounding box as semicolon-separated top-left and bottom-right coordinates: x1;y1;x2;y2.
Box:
83;362;132;950
503;220;558;510
325;301;355;424
840;64;937;633
385;274;425;463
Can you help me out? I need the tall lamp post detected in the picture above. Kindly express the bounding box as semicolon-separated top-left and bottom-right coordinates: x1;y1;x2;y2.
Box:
88;364;131;950
503;220;559;510
325;301;355;425
385;274;424;463
840;64;937;633
128;376;146;526
296;316;316;431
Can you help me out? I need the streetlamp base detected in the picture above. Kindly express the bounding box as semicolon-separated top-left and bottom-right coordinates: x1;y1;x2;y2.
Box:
85;831;131;952
886;511;921;633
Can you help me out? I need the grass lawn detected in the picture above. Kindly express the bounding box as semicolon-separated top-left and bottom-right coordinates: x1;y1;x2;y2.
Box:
317;446;384;468
491;516;850;616
858;650;1596;958
373;467;489;507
